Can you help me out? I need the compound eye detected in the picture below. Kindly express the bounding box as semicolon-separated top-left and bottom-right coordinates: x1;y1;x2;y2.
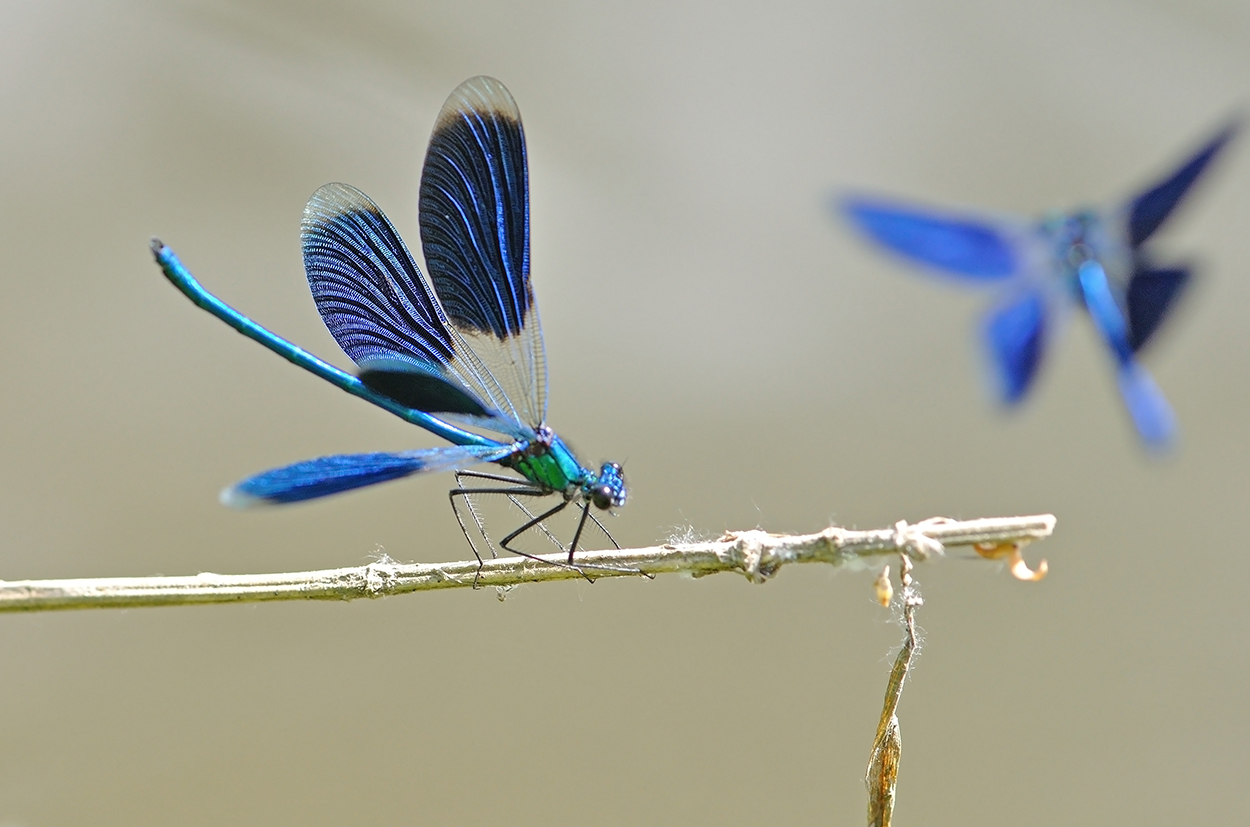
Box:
591;485;614;510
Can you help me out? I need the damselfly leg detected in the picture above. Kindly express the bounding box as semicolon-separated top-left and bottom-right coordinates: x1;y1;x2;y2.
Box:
449;470;637;584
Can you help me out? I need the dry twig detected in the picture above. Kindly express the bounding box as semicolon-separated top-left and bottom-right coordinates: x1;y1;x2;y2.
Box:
0;514;1053;613
866;553;924;827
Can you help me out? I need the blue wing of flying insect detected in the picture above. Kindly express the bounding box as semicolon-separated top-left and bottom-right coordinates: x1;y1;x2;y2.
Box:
841;196;1025;281
1125;121;1239;248
981;285;1050;405
1124;264;1190;354
1116;122;1238;354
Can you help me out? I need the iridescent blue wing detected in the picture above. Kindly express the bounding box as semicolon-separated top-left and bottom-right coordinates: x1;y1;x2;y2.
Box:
841;196;1023;280
419;76;547;429
222;443;517;507
982;286;1049;404
302;183;531;439
1126;121;1239;248
1125;264;1190;353
1077;261;1175;447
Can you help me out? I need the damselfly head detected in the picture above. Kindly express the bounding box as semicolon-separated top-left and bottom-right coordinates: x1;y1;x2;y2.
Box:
589;462;626;510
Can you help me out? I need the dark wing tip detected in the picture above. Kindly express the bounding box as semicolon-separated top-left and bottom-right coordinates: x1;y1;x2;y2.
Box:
1127;118;1241;247
1125;265;1191;353
358;360;493;417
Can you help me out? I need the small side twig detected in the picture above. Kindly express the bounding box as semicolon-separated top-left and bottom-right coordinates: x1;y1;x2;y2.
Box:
0;514;1054;613
866;553;923;827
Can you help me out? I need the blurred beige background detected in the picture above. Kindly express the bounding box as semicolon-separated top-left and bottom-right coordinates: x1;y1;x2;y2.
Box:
0;0;1247;823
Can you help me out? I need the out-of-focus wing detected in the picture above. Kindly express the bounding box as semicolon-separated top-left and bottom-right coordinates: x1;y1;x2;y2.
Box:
1126;121;1239;247
981;286;1049;404
841;196;1023;280
1125;264;1190;353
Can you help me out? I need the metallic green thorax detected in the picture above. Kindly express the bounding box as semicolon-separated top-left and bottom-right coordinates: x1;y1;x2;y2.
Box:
503;433;588;492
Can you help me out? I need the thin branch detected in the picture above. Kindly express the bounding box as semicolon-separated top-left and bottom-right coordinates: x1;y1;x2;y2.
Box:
866;554;922;827
0;514;1055;613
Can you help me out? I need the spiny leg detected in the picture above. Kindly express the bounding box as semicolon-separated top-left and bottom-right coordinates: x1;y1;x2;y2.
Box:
497;499;595;580
455;470;539;486
448;482;602;581
451;470;567;549
564;504;627;559
496;499;642;579
564;505;650;579
584;507;621;550
505;493;567;550
448;479;548;586
452;475;642;581
451;471;498;562
566;504;593;564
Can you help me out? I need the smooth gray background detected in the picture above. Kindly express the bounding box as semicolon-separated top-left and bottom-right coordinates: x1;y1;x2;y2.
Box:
0;1;1247;824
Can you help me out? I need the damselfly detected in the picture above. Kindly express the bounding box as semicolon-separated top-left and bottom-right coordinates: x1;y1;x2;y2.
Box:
840;121;1238;448
152;76;626;571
